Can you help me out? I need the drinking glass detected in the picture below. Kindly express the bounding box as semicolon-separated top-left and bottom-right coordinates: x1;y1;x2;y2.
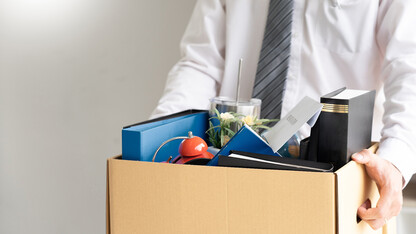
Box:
209;97;261;132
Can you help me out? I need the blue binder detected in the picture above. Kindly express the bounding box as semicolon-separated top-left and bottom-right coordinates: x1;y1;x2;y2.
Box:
122;110;209;162
208;125;281;166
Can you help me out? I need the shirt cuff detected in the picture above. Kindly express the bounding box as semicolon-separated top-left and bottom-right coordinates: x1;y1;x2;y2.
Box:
377;137;416;187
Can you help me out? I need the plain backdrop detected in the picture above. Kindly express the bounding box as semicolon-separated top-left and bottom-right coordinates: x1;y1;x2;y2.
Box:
0;0;195;233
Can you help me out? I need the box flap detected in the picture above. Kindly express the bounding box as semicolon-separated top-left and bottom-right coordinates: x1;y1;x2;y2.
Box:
335;161;380;233
335;144;396;234
106;156;122;234
106;158;111;234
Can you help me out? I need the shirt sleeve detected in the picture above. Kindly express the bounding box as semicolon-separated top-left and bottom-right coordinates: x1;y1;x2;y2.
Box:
150;0;226;119
376;0;416;186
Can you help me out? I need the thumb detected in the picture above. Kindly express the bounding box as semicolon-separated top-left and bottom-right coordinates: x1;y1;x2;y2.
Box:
352;149;374;166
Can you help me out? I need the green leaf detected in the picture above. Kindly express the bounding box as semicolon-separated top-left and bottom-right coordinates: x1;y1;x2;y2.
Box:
220;130;224;147
254;125;271;130
206;125;220;133
223;127;236;136
258;119;279;124
214;108;221;118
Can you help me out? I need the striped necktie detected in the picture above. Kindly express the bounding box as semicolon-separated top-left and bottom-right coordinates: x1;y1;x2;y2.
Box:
253;0;294;120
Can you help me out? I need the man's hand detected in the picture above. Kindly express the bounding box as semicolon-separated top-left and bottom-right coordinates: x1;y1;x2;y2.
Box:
352;149;403;230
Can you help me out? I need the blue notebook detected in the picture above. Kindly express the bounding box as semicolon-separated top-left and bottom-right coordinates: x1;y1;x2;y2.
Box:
122;110;209;162
207;125;281;166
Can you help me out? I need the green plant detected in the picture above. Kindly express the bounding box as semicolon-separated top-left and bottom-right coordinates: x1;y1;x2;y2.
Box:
206;108;278;148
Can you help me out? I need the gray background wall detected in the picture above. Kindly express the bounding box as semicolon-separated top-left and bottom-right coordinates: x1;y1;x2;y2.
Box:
0;0;195;233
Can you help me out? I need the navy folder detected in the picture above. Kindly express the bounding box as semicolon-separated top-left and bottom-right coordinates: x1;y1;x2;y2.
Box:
207;125;281;166
122;110;209;162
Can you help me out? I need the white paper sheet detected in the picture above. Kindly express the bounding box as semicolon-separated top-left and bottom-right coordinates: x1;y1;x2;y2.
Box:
263;96;323;153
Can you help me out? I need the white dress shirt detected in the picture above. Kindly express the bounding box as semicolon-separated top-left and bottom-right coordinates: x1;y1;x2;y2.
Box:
151;0;416;184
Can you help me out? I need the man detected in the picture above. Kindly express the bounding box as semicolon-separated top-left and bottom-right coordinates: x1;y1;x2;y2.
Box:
151;0;416;230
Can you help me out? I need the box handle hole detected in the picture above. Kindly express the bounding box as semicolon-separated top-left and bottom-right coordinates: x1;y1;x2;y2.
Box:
356;199;371;224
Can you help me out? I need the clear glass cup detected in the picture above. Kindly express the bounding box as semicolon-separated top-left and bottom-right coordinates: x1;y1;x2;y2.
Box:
209;96;261;132
209;96;301;156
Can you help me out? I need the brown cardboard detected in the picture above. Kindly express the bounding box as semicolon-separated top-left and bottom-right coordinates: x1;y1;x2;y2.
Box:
336;159;380;234
106;146;396;233
335;144;396;234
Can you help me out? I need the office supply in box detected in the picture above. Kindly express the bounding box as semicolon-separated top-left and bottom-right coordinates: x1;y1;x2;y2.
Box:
218;151;334;172
106;143;396;234
262;96;323;152
152;131;214;165
123;109;206;129
309;88;376;170
208;96;322;166
122;110;209;162
207;124;281;166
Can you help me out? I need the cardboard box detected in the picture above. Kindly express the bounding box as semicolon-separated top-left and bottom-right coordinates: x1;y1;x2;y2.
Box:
106;145;396;234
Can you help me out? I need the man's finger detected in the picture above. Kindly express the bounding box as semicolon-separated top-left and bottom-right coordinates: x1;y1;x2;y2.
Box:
365;218;387;231
360;199;372;210
358;192;395;221
358;191;390;219
352;149;375;167
357;199;372;219
358;207;389;220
